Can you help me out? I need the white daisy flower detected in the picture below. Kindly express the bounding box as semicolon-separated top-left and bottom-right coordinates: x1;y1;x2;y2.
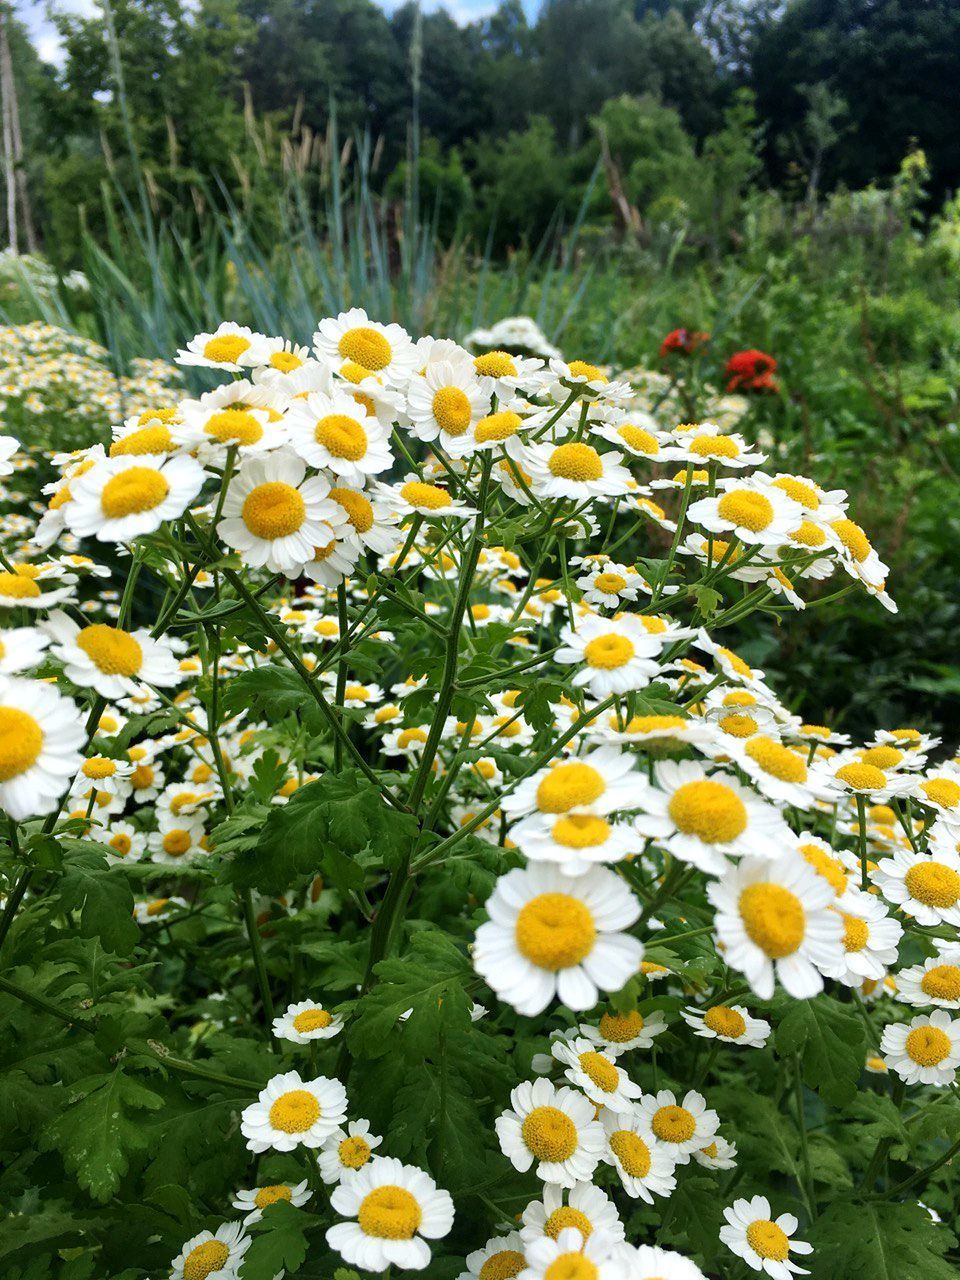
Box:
472;347;544;393
612;1242;706;1279
820;889;903;987
0;434;19;476
313;308;417;384
495;1078;604;1187
0;675;85;820
240;1070;348;1152
254;337;312;382
914;768;960;823
600;1109;678;1202
523;440;632;501
285;388;394;485
551;1036;642;1111
502;746;640;822
64;453;206;543
406;359;490;456
555;613;662;697
318;1118;383;1184
896;947;960;1009
325;1154;454;1273
720;1196;813;1278
674;424;765;468
0;568;73;610
520;1181;624;1247
687;478;803;547
576;562;648;610
880;1011;960;1086
177;322;270;370
148;824;206;867
272;998;343;1043
635;1089;718;1165
327;484;401;555
693;1135;738;1170
634;760;791;876
169;1221;250;1280
378;475;477;522
590;416;679;462
578;1008;668;1056
794;833;856;902
457;1232;526;1280
871;846;960;927
729;733;823;808
519;1226;623;1280
217;449;344;577
231;1179;311;1224
103;820;147;864
679;1003;770;1047
133;895;189;924
0;625;48;673
474;863;643;1016
813;753;915;803
709;852;844;999
44;611;181;698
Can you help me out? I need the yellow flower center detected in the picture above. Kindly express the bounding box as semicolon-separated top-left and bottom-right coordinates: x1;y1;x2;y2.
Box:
131;764;155;789
905;1025;952;1067
536;762;605;813
205;409;264;446
82;756;116;779
921;778;960;810
202;334;250;363
100;467;169;518
292;1008;333;1033
357;1184;422;1239
432;386;473;436
745;736;808;783
599;1010;643;1042
667;779;747;844
746;1220;790;1262
859;745;903;770
474;351;517;377
138;407;179;425
337;327;392;372
790;520;827;548
268;1089;321;1133
583;633;634;669
831;518;871;561
716;489;774;532
798;843;848;895
840;913;869;952
338;1134;372;1169
110;832;132;856
397;727;428;749
623;714;686;735
689;433;740;458
718;646;752;677
739;883;805;958
548;442;604;482
544;1257;597;1280
701;1142;718;1158
242;481;306;539
719;712;758;738
652;1104;696;1145
162;829;193;857
254;1184;293;1209
577;1050;619;1093
399;480;451;510
618;424;658;454
270;350;303;372
76;624;143;676
773;476;819;507
703;1006;747;1038
183;1240;230;1280
478;1249;526;1280
904;862;960;908
922;965;960;1001
593;572;627;594
314;414;368;461
835;762;886;792
567;360;606;382
545;1207;593;1240
329;486;374;533
49;486;72;510
475;410;521;442
609;1129;651;1177
0;707;43;781
521;1105;579;1161
551;814;610;849
515;894;596;970
110;425;174;456
145;898;171;917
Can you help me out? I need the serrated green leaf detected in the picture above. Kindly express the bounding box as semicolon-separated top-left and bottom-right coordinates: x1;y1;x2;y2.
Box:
241;1201;311;1278
58;848;138;957
776;997;866;1106
812;1200;958;1279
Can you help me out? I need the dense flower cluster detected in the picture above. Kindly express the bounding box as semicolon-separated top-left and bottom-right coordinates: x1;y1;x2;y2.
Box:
0;310;956;1278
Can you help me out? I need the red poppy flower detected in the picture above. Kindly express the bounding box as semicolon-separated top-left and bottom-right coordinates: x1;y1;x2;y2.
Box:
660;328;710;358
725;349;779;393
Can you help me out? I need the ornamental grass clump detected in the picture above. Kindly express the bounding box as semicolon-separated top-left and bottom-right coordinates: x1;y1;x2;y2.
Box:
0;310;957;1278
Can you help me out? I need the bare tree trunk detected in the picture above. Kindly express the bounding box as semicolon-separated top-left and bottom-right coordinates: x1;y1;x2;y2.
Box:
1;12;37;251
0;11;16;252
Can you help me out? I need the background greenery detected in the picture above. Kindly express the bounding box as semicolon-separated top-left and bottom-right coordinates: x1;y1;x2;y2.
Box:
4;0;960;739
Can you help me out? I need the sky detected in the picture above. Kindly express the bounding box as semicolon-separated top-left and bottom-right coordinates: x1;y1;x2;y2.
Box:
16;0;516;65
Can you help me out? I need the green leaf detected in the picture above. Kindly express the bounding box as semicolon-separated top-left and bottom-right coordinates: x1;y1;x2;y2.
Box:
776;997;866;1106
221;666;305;718
847;1094;910;1163
41;1069;163;1202
241;1202;312;1279
58;847;138;957
813;1200;957;1279
0;1199;96;1262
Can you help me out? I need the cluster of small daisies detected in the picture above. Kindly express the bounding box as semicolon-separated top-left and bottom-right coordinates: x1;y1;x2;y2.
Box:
0;311;954;1278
